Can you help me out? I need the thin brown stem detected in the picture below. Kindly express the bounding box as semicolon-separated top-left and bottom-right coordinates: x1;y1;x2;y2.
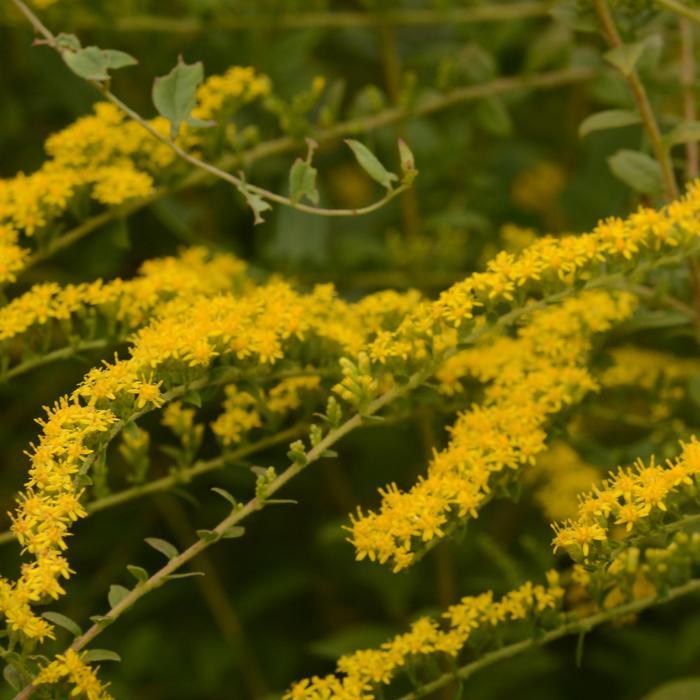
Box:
6;3;552;33
680;18;699;179
658;0;700;25
21;66;594;276
9;0;410;221
593;0;679;201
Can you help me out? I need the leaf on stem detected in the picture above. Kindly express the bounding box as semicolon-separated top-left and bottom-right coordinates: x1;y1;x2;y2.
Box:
83;649;122;663
607;149;663;195
345;140;398;189
62;46;137;81
579;109;641;138
152;57;212;138
41;611;82;637
145;537;179;560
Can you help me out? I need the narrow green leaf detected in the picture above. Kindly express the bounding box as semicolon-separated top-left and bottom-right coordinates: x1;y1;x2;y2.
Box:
579;109;641;138
83;649;122;663
397;138;415;173
3;665;22;691
604;41;646;76
152;57;204;138
607;149;663;195
145;537;179;560
211;487;237;507
196;529;220;543
221;525;246;539
166;571;205;580
126;565;149;584
289;159;320;205
89;615;112;626
41;612;82;637
63;46;137;81
108;584;130;609
664;121;700;148
345;139;398;189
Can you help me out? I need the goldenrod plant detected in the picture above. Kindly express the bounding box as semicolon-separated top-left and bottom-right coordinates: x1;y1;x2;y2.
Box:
4;1;700;698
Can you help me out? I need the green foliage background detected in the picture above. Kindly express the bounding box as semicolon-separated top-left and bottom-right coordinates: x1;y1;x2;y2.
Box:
1;0;700;698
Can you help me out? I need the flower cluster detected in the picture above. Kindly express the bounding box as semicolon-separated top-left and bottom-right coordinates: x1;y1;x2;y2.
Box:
286;572;564;700
0;247;247;379
6;174;700;695
0;274;424;654
211;376;320;447
192;66;271;121
288;444;700;700
552;438;700;562
600;346;700;420
348;290;637;571
35;649;111;700
0;63;271;285
349;181;700;381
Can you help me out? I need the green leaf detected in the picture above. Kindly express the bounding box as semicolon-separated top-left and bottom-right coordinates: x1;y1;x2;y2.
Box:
211;487;237;507
89;615;112;626
579;109;641;138
241;187;273;225
108;584;130;609
166;572;205;580
344;139;398;189
182;389;202;407
607;149;663;195
475;96;512;138
63;46;137;81
221;525;246;539
56;33;81;51
145;537;179;560
83;649;122;664
643;678;700;700
604;41;647;76
397;138;415;174
289;159;319;205
664;121;700;148
152;57;204;138
41;611;82;637
3;665;23;691
196;529;220;543
126;564;149;584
